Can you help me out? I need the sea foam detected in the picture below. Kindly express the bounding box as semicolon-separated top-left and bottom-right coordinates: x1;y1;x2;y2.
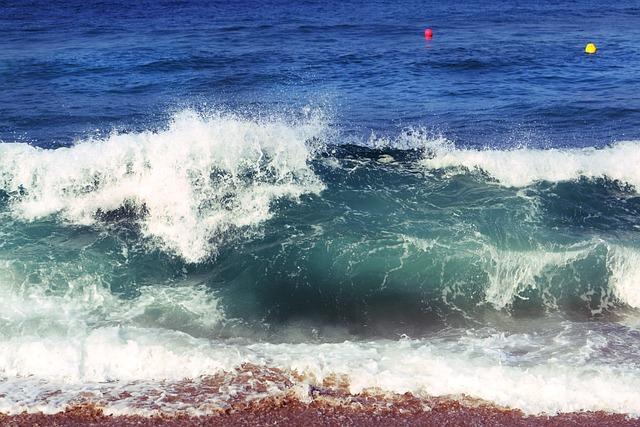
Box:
421;140;640;189
0;326;639;416
0;110;326;262
606;244;640;309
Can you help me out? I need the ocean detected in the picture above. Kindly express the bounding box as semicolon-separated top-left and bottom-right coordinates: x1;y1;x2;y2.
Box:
1;0;640;419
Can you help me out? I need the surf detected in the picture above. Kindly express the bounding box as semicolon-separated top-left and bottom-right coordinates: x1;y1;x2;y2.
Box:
2;114;640;418
0;110;327;263
420;138;640;189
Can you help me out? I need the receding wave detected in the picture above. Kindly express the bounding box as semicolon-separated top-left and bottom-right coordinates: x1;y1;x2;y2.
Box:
1;327;640;416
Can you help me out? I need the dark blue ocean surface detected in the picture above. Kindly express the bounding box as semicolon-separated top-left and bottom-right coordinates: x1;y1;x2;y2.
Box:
1;0;640;146
1;0;640;416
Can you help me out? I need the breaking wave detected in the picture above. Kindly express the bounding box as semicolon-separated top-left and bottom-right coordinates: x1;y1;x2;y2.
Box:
421;139;640;189
0;110;326;262
2;118;640;417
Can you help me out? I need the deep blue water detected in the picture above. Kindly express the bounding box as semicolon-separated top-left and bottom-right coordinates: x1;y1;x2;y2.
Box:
2;0;640;147
1;0;640;415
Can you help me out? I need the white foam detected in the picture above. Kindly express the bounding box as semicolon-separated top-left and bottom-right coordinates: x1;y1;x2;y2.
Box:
421;140;640;188
481;240;640;311
0;110;326;262
0;327;639;416
483;244;592;310
606;244;640;309
0;258;224;339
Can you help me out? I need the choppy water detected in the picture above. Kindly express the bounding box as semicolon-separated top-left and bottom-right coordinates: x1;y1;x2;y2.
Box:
1;0;640;417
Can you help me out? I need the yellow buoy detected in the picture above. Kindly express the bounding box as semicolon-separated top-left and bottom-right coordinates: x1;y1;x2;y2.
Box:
585;43;597;54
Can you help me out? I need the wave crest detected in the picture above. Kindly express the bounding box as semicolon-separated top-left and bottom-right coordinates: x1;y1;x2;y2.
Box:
421;140;640;189
0;110;326;262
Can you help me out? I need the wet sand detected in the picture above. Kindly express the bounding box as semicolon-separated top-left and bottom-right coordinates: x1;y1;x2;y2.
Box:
1;365;637;426
2;394;639;427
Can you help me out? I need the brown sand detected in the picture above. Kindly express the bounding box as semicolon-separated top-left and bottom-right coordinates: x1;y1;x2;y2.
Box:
1;394;639;427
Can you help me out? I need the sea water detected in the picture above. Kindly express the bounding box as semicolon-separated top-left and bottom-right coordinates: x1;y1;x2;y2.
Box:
1;0;640;416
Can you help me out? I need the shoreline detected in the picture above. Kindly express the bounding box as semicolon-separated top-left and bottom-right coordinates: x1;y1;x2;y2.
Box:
2;365;638;426
2;394;639;427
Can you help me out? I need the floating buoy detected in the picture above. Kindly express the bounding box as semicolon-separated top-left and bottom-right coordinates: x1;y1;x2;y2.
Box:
585;43;597;54
424;28;433;40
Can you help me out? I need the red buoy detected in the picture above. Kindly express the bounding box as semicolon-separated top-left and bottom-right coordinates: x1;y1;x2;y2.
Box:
424;28;433;40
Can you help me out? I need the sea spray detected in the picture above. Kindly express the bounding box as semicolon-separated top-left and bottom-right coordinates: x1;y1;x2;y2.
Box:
0;110;327;262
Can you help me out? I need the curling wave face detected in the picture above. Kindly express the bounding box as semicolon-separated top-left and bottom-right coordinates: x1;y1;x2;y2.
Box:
1;114;640;416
